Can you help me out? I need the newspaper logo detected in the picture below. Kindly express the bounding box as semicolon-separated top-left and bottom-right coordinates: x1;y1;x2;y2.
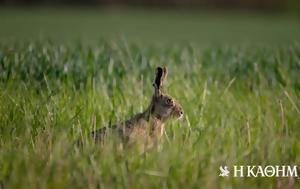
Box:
219;165;300;178
219;166;230;177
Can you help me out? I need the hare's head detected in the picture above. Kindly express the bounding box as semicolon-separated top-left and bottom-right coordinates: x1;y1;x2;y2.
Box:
151;67;183;121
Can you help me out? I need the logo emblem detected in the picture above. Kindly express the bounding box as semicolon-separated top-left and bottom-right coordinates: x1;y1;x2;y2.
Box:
219;166;230;177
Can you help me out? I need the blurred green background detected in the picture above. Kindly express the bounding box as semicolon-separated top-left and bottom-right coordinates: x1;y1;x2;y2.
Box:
0;8;300;45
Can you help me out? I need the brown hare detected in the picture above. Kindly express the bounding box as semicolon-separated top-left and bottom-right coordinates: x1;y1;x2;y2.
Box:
90;66;183;151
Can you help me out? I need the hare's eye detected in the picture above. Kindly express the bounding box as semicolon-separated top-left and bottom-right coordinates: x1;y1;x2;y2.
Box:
167;98;173;104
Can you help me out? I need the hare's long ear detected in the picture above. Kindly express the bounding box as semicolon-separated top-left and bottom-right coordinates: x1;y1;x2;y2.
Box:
162;67;168;83
153;66;167;96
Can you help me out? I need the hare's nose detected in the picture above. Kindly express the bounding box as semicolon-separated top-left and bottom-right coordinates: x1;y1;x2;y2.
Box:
178;110;184;120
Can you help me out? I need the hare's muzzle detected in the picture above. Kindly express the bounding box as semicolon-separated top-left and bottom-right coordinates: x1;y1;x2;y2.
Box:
178;110;184;119
173;105;184;120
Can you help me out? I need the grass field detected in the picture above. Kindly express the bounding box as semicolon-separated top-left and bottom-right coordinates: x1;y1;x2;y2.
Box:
0;9;300;189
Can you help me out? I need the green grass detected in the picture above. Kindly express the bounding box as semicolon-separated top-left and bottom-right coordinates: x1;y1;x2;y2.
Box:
1;40;300;188
1;9;300;189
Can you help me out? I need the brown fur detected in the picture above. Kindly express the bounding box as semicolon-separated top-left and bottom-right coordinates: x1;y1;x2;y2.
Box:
90;67;183;151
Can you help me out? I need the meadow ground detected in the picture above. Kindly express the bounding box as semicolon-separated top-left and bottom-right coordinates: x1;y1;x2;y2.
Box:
0;9;300;189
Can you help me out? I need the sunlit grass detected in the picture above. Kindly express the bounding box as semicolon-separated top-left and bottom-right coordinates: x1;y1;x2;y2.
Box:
0;40;300;188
